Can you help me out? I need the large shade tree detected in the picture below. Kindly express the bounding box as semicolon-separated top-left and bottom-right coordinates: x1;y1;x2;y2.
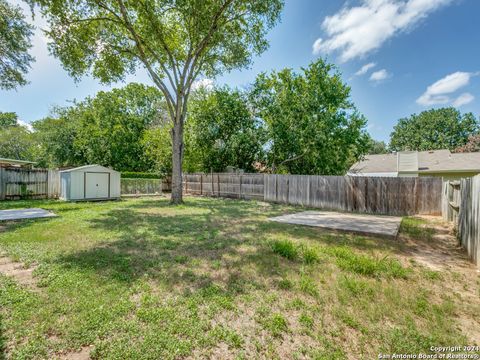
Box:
30;0;283;203
389;108;478;152
0;0;34;89
250;59;371;175
186;86;265;172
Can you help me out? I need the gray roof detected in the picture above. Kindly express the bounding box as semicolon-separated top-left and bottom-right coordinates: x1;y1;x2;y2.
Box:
350;150;480;174
59;164;118;173
0;158;36;165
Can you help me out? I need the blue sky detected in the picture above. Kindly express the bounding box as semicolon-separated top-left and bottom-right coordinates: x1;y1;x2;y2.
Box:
1;0;479;142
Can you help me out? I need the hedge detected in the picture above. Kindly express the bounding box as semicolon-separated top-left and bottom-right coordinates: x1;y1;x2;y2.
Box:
121;172;163;179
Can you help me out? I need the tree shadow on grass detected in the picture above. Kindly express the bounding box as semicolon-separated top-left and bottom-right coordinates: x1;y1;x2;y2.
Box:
50;198;411;297
51;200;285;295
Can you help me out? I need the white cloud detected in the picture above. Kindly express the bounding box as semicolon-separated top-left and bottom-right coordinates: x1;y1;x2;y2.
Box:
312;0;453;62
191;78;214;91
312;38;323;55
355;62;376;76
369;69;390;82
452;93;475;107
18;119;33;132
417;72;476;106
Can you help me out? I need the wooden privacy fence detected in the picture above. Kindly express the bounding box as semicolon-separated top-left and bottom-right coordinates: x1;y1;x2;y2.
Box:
184;173;264;200
443;176;480;266
121;177;171;196
0;168;60;200
184;173;443;216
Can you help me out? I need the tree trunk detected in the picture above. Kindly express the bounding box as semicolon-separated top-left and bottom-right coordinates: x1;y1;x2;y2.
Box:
171;113;184;204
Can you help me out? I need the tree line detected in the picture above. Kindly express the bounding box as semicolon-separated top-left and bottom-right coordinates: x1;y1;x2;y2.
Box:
0;59;373;176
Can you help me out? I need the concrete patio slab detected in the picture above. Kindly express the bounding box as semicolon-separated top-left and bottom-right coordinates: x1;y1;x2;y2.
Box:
0;208;57;221
269;211;402;238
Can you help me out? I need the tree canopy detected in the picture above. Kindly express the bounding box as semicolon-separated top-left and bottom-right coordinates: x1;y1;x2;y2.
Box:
250;59;370;175
0;112;37;160
185;86;265;173
0;111;19;128
367;139;389;154
33;83;163;170
30;0;284;203
389;108;479;152
0;0;34;89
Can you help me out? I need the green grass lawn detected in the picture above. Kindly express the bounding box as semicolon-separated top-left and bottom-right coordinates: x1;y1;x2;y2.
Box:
0;197;478;359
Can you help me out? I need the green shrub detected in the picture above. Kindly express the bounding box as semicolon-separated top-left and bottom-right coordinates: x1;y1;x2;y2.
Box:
121;172;163;179
271;239;298;260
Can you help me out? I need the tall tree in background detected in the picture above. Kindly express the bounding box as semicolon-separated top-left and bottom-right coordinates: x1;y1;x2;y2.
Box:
186;86;265;172
32;113;81;167
0;111;19;128
250;59;370;175
390;108;478;151
0;113;37;160
33;83;162;170
0;0;34;89
367;139;389;154
30;0;283;204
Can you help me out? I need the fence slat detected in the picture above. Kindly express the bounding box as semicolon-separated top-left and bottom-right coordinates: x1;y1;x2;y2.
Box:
450;175;480;267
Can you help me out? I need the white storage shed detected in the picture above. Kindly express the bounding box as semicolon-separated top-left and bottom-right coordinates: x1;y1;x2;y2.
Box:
60;165;120;201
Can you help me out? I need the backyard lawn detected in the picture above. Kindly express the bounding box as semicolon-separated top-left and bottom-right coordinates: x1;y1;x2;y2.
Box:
0;197;479;359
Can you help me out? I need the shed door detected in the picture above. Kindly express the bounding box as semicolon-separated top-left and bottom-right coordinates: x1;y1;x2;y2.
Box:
85;172;109;198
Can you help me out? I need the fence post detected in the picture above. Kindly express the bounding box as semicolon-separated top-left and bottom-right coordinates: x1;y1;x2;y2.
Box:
239;174;242;199
200;174;203;195
286;176;290;204
0;168;4;200
275;175;278;202
217;174;220;196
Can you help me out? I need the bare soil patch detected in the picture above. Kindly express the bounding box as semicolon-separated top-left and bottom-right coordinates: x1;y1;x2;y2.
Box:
399;216;480;344
57;346;92;360
0;254;37;287
400;216;476;273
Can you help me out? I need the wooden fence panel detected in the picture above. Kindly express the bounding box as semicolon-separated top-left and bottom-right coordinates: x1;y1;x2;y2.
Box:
184;173;442;216
0;168;50;200
454;176;480;266
184;173;264;200
121;178;163;196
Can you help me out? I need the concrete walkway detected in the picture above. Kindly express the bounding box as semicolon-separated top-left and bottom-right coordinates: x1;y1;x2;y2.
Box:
269;211;402;238
0;208;57;221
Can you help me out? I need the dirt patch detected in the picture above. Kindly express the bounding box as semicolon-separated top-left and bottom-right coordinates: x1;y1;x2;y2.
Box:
58;346;92;360
0;254;38;287
399;216;480;344
399;216;475;273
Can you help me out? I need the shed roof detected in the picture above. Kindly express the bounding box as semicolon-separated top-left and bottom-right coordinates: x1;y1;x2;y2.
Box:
59;165;118;173
349;150;480;174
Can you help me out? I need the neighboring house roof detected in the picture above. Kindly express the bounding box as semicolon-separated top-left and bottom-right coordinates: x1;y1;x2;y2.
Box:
0;158;36;167
349;150;480;175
